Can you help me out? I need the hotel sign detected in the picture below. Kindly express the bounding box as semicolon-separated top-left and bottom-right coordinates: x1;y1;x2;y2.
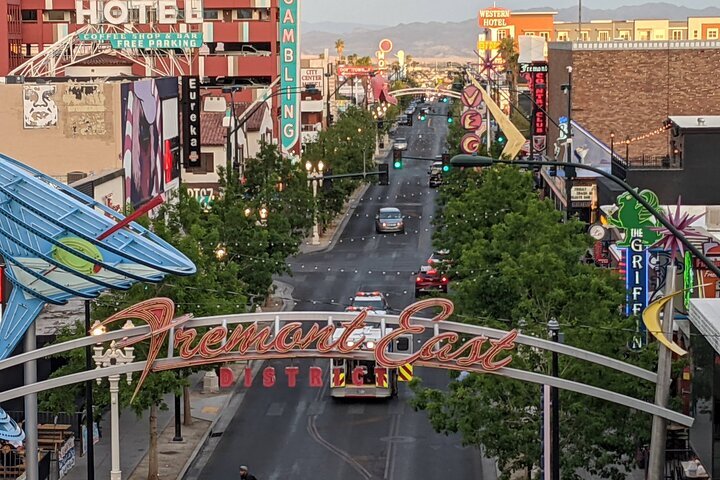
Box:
280;0;300;154
478;6;511;29
75;0;203;25
78;32;203;49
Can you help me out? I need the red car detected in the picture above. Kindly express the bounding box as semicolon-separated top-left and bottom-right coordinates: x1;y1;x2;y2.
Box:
415;266;449;297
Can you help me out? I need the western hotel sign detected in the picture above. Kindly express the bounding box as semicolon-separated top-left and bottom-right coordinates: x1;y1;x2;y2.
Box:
478;6;511;29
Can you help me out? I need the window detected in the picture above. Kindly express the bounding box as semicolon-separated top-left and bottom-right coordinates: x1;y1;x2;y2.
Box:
233;8;269;21
43;10;70;22
496;29;508;40
672;30;683;40
693;30;699;39
128;7;156;23
21;10;37;22
187;152;215;174
557;31;569;41
524;32;535;36
580;31;589;41
203;9;220;20
618;30;631;40
540;32;550;40
708;28;719;40
598;30;610;41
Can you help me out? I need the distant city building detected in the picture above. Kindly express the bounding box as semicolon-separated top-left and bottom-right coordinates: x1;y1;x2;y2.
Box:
554;17;720;42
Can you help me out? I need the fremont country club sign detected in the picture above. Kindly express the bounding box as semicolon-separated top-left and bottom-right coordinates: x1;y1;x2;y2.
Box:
110;298;518;396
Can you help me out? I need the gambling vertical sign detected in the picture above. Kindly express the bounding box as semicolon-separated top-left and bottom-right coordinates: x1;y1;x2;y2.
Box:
280;0;300;155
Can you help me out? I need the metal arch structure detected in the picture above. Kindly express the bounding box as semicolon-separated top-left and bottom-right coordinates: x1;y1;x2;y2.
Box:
0;307;693;427
389;87;461;100
9;24;195;78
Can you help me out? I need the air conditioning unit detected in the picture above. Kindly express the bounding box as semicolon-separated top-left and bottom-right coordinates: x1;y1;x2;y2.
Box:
67;171;88;184
706;206;720;230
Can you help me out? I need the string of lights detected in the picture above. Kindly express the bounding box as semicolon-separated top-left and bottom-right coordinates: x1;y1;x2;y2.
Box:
619;122;672;144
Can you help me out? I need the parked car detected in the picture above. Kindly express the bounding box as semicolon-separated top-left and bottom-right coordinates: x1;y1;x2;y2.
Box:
393;138;408;151
428;249;451;266
415;265;449;296
428;161;443;176
238;45;271;56
375;207;405;233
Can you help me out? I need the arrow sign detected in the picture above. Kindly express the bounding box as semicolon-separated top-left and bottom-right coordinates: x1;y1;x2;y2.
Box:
461;109;484;131
461;85;482;108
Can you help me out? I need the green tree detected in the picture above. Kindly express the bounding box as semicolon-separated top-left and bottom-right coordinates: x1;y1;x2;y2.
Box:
413;165;656;479
334;38;345;62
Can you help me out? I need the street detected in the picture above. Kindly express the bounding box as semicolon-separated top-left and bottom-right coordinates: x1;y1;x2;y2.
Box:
195;103;498;479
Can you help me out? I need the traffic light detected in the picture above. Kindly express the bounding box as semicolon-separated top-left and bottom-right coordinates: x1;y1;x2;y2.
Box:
441;96;449;103
446;112;453;124
497;133;506;144
378;163;389;185
441;153;451;173
323;168;333;192
419;113;427;121
393;149;403;169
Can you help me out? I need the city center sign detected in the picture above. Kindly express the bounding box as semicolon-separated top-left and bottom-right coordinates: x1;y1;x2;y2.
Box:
75;0;203;25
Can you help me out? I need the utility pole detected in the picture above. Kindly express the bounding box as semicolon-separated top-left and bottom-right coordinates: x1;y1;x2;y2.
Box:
563;66;574;221
578;0;583;41
647;264;677;480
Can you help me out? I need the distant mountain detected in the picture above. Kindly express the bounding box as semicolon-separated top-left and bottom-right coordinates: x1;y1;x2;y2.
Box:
302;3;720;58
551;2;720;21
303;21;389;35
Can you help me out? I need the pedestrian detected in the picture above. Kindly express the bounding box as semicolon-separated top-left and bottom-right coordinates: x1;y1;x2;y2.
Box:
239;465;258;480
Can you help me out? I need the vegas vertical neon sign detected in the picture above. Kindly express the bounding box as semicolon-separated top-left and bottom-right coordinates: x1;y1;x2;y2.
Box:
280;0;300;155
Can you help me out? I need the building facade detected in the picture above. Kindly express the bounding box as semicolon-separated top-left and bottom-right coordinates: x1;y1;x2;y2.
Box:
547;41;720;163
554;17;720;42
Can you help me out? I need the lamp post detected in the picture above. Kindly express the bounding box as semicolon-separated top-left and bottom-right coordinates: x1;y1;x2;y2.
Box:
548;318;561;480
84;301;95;480
561;66;574;221
305;160;324;246
91;321;135;480
610;132;615;164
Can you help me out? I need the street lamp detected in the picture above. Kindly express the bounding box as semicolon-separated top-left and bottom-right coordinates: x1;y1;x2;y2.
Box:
548;318;561;480
214;244;227;261
92;321;135;480
305;160;325;245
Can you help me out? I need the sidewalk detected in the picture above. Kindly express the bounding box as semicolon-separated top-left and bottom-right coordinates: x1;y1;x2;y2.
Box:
298;141;391;255
64;290;291;480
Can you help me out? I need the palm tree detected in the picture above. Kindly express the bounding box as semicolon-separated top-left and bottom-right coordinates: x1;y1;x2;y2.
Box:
498;37;519;115
335;38;345;63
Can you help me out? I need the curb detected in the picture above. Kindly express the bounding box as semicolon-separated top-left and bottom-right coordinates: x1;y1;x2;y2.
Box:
300;182;370;255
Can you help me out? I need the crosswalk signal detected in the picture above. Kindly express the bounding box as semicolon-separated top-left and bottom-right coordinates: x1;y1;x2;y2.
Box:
393;149;403;169
378;163;389;185
441;153;451;173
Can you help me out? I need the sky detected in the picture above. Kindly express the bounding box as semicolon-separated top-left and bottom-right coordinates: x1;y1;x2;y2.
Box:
302;0;720;25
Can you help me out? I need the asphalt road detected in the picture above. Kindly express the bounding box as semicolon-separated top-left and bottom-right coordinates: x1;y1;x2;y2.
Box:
196;102;498;479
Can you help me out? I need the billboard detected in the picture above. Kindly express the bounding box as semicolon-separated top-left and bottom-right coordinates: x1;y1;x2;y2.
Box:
121;78;180;207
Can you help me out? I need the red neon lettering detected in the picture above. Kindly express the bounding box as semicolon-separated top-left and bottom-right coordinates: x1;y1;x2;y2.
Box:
273;322;305;353
244;366;253;387
285;366;300;387
197;326;228;358
219;367;235;388
174;328;200;358
262;367;276;387
309;366;323;387
351;367;365;386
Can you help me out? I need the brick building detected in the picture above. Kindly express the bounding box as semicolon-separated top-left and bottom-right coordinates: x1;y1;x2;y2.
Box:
547;41;720;162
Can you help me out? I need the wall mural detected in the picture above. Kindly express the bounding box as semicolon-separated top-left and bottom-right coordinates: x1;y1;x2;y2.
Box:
62;82;108;137
23;85;59;129
121;78;180;207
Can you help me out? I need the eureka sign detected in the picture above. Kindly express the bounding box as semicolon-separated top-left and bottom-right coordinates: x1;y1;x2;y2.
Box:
75;0;203;25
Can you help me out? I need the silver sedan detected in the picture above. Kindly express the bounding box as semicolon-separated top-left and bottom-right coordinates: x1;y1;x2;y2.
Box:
375;207;405;233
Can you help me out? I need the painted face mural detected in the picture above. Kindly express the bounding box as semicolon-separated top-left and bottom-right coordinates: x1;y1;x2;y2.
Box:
23;85;59;128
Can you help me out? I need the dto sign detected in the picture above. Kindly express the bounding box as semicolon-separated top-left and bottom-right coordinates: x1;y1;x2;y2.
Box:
280;0;300;154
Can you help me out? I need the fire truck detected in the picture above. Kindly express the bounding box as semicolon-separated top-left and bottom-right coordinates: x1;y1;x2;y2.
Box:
329;325;413;399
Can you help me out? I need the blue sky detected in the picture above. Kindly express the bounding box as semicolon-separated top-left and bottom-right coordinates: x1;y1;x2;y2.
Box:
302;0;719;25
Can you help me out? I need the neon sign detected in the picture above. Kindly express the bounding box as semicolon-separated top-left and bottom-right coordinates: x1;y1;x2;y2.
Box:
280;0;300;154
376;39;393;72
101;298;517;398
74;0;203;25
624;235;650;317
478;6;511;29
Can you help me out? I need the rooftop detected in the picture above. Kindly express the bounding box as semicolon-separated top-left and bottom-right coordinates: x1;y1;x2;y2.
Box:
669;115;720;130
200;111;226;146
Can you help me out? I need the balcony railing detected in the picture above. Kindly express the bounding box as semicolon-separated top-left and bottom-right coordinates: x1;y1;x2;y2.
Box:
611;154;682;179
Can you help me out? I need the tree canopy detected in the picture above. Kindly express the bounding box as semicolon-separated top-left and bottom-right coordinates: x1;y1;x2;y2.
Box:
412;165;656;479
